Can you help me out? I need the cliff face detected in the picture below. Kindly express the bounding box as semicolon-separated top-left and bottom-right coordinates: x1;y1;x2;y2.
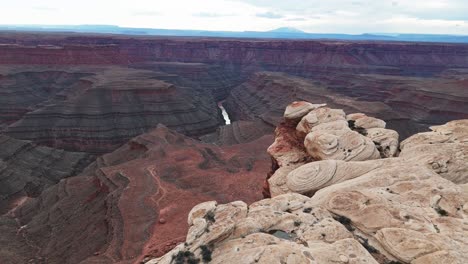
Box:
150;102;468;264
2;33;468;73
0;125;272;264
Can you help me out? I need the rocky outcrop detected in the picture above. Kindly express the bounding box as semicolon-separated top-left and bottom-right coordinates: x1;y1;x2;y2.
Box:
149;102;467;264
1;66;223;153
0;125;272;264
0;135;94;214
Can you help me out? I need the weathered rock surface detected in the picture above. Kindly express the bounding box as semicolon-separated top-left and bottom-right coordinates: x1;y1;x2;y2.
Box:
267;103;395;197
0;135;94;214
0;125;272;264
150;102;468;264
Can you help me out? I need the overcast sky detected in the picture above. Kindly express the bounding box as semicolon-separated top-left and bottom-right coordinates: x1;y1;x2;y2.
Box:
2;0;468;34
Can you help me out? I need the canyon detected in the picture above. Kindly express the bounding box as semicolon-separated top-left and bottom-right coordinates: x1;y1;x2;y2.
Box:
0;32;467;263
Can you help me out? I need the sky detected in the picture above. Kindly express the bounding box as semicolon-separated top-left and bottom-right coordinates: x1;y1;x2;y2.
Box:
2;0;468;34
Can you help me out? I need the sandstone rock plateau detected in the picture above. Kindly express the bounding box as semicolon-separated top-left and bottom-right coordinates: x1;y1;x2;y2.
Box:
150;102;468;264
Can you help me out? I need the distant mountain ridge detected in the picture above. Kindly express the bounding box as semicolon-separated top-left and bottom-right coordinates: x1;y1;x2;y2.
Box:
268;27;305;33
1;24;468;43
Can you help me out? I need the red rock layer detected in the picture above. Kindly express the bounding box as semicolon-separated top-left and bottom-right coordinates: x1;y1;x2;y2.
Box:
1;125;272;263
2;32;468;75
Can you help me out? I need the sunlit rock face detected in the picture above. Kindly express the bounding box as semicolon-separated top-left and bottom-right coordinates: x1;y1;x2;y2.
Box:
149;102;468;264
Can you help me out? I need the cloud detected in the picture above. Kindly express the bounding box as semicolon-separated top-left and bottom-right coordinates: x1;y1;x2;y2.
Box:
256;12;283;19
286;18;307;21
132;11;161;17
32;6;57;12
2;0;468;34
193;12;235;18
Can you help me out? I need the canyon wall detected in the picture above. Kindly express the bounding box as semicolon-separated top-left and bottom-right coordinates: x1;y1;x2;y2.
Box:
1;32;467;148
2;33;468;74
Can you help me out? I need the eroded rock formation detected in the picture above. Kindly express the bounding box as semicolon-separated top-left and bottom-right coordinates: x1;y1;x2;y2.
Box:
225;72;468;139
2;34;467;153
150;102;467;264
0;135;94;214
0;125;272;264
1;66;224;153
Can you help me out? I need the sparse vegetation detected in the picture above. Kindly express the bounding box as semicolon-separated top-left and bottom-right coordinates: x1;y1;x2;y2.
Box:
200;245;213;262
172;250;200;264
347;120;367;135
226;167;239;173
333;215;355;231
435;207;449;216
356;236;379;254
204;211;216;223
245;159;254;171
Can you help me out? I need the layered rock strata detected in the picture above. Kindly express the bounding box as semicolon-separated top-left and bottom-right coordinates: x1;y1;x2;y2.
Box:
0;135;94;214
225;72;468;139
150;102;467;264
3;33;468;74
1;66;223;153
